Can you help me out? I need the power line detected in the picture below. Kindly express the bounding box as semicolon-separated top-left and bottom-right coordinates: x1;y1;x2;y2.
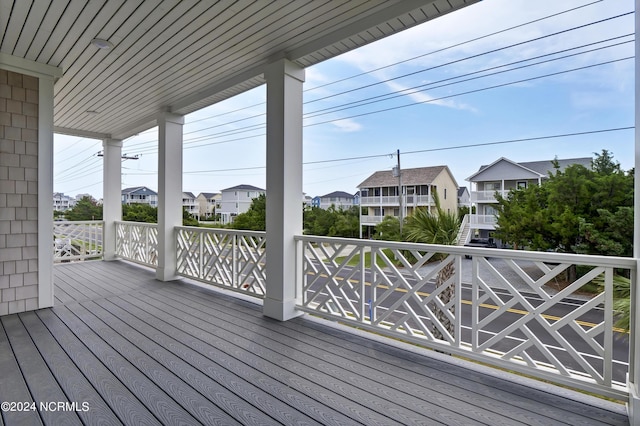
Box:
305;0;604;92
306;10;633;104
305;57;633;128
120;3;622;150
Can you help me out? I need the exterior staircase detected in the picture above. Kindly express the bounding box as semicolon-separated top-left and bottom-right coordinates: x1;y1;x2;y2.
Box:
456;214;472;246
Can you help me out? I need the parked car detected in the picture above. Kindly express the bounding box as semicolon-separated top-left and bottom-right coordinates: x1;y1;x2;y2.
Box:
463;238;497;258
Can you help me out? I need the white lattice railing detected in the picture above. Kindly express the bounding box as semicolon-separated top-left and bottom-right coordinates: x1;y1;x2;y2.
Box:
115;221;158;267
53;220;103;262
176;226;266;297
295;235;635;400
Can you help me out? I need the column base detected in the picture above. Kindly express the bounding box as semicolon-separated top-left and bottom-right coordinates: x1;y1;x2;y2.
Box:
628;380;639;425
263;297;304;321
156;267;178;282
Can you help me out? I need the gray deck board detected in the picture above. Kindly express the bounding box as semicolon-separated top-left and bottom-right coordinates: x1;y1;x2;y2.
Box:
141;287;487;426
0;260;629;425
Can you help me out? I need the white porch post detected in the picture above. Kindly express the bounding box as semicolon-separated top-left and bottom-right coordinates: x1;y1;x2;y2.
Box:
630;0;640;420
37;76;55;309
263;59;305;321
102;138;122;260
156;112;184;281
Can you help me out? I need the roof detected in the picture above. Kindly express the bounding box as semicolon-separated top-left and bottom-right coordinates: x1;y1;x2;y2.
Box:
182;192;196;199
319;191;356;199
2;1;478;140
457;186;469;197
222;184;265;192
358;166;449;188
467;157;592;181
121;186;157;195
198;192;220;199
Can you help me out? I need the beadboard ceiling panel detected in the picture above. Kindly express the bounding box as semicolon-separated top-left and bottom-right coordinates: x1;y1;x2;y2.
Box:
0;0;478;140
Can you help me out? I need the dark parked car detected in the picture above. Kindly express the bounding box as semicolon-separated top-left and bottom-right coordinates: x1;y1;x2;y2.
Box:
463;238;497;258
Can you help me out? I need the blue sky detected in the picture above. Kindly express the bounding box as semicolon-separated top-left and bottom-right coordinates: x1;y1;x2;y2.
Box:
53;0;635;200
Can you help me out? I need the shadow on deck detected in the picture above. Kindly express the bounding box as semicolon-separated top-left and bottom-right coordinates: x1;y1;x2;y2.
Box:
0;260;629;425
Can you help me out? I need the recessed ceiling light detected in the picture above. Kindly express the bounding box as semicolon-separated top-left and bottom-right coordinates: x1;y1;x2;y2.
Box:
91;38;113;50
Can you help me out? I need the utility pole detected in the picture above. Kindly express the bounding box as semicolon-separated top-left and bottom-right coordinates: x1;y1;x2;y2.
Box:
392;149;402;237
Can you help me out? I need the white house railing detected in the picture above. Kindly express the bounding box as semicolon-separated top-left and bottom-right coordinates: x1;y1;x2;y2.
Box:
176;226;266;297
53;220;103;262
115;221;158;267
469;214;498;226
295;235;635;400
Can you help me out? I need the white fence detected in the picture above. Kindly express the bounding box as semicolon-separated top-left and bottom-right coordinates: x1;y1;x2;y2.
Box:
295;235;635;400
176;226;266;297
53;220;103;262
115;221;158;267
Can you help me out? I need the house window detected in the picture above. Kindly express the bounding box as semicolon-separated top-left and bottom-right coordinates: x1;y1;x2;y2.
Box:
393;208;399;216
444;188;447;199
374;208;384;216
517;181;527;189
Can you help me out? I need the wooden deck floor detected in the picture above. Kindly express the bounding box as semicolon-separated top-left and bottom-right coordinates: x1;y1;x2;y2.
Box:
0;260;629;425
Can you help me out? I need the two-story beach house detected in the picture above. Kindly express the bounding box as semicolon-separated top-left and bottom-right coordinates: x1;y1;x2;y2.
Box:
182;192;198;218
52;192;75;212
121;186;158;206
196;192;221;220
465;157;591;243
217;184;265;224
358;165;458;237
311;191;357;210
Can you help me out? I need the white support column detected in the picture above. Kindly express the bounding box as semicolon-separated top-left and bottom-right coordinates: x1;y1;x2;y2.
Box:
102;139;122;260
37;76;55;309
264;59;305;321
156;112;184;281
630;1;640;421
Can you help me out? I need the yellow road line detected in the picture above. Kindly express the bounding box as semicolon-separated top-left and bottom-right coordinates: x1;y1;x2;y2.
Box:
313;272;628;334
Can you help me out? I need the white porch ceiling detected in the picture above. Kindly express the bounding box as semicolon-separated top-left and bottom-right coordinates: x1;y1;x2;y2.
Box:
1;0;478;140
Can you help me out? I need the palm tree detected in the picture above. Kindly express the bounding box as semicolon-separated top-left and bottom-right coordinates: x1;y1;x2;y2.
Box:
404;191;460;341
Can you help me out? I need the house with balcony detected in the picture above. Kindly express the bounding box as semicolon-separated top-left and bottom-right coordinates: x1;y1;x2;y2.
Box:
465;157;591;243
1;1;637;423
217;184;265;224
121;186;158;207
358;165;459;236
182;191;197;218
311;191;357;210
196;192;221;220
457;186;471;209
52;192;75;212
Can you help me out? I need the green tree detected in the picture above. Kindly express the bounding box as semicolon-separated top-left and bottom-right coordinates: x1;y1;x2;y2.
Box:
303;205;360;237
373;216;402;241
232;194;266;231
404;191;460;341
328;206;360;238
182;208;199;227
122;203;157;223
65;196;102;221
495;150;633;256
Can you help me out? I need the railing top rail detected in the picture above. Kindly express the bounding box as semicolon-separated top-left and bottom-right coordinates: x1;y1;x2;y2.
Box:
295;234;636;269
115;220;158;227
175;225;266;237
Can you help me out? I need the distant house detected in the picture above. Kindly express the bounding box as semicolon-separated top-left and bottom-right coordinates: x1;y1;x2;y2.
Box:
358;165;459;237
121;186;158;206
182;192;197;217
303;194;313;211
466;157;591;241
313;191;356;210
196;192;221;219
457;187;471;209
53;192;76;212
217;184;265;224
